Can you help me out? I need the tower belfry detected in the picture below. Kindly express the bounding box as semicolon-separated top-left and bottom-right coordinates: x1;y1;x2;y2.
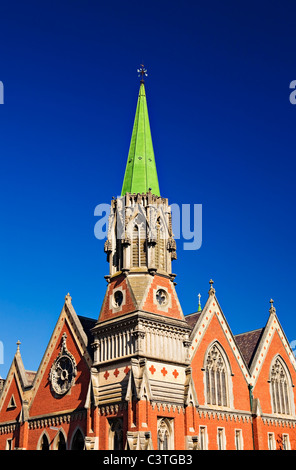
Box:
97;70;185;322
90;71;193;447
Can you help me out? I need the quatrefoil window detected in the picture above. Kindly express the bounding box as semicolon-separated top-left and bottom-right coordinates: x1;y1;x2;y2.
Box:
113;290;123;308
156;289;168;306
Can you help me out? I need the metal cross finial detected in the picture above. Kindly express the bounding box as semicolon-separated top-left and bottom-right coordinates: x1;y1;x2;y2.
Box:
198;293;202;312
137;64;148;82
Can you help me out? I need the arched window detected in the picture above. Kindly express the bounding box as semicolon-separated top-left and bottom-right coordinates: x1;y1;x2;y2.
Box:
157;418;174;450
270;356;293;415
71;428;84;450
204;343;230;407
55;431;66;450
131;223;146;267
109;418;123;450
155;217;166;271
39;433;50;450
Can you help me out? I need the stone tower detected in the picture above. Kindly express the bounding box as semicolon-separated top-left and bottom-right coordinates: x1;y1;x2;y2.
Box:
90;75;196;450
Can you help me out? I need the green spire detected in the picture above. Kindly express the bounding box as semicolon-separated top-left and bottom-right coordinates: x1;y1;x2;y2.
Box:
121;80;160;197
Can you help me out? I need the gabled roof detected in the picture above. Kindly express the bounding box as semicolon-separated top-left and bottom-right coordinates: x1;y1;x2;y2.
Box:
185;307;266;371
185;311;202;329
77;315;97;356
25;371;37;386
234;328;265;367
121;81;160;197
0;344;34;412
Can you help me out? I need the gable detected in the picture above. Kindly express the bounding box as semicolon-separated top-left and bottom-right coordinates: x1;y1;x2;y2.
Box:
188;293;252;410
189;295;250;379
248;312;296;387
27;299;93;417
0;364;23;422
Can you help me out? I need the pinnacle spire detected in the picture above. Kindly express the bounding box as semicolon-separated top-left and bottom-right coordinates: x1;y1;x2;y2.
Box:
121;71;160;197
198;293;202;312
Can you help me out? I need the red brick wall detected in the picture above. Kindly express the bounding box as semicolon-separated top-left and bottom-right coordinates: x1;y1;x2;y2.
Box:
29;320;90;417
98;275;136;323
191;314;251;411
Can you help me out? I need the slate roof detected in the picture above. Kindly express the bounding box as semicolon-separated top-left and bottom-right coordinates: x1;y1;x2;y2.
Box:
234;328;265;367
25;371;36;386
77;315;97;356
185;311;202;329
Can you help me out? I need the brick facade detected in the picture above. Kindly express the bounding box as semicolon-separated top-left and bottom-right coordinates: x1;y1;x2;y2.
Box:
0;282;295;450
0;80;295;451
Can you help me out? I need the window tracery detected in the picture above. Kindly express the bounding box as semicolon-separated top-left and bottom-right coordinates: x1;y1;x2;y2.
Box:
205;343;229;407
270;357;292;415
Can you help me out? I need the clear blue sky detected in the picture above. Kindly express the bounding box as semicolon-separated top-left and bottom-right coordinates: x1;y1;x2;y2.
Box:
0;0;296;378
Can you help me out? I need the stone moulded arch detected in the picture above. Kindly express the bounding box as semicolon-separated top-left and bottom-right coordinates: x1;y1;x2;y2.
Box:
37;430;51;450
202;340;234;409
269;354;295;416
157;417;174;450
108;417;123;450
52;428;67;450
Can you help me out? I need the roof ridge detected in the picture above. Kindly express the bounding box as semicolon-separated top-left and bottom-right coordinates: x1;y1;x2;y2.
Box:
234;327;264;337
185;310;203;317
77;314;97;321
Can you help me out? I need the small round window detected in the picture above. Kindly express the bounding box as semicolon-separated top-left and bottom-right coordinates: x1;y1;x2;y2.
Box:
113;290;123;308
156;289;168;306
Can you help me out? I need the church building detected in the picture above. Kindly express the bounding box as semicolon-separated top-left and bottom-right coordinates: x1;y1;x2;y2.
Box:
0;71;296;450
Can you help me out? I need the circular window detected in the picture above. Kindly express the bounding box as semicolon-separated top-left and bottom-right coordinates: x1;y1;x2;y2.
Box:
113;290;123;308
156;289;168;306
50;354;77;395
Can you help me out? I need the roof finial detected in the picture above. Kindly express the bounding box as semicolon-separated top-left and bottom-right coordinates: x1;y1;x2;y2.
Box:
208;279;215;295
16;340;21;352
269;298;276;315
198;293;202;312
65;292;72;304
137;64;148;83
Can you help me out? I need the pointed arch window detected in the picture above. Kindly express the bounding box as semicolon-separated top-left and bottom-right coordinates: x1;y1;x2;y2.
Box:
56;431;66;450
39;433;50;450
132;223;146;267
155;217;166;271
71;428;84;450
204;343;230;407
157;418;174;450
109;418;123;450
270;356;293;415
